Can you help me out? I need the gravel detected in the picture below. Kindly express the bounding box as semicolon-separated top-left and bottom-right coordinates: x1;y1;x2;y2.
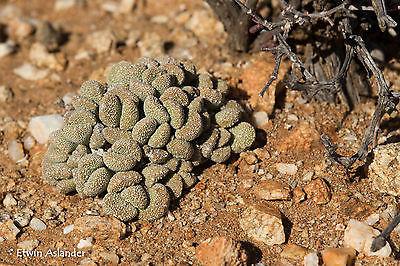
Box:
0;219;20;240
239;204;285;246
368;142;400;196
63;224;74;234
304;252;319;266
29;217;47;231
13;63;49;81
28;114;64;144
14;210;32;228
3;193;17;208
22;135;36;150
54;0;79;11
17;239;40;251
276;163;298;175
77;237;93;249
252;111;269;127
0;41;15;59
0;85;13;102
7;140;25;163
343;219;391;257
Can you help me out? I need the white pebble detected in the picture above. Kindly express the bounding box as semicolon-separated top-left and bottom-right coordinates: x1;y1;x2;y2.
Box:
54;0;78;10
364;213;380;226
77;237;93;249
304;252;319;266
28;114;63;144
62;92;76;105
302;171;314;181
29;217;47;231
344;219;391;257
23;135;36;150
252;111;269;127
0;41;15;59
63;224;74;234
276;163;298;175
0;85;13;102
13;63;49;81
74;50;91;60
119;0;136;13
151;15;168;24
7;140;25;163
102;2;119;13
17;239;39;251
287;114;299;122
3;193;17;208
14;211;32;227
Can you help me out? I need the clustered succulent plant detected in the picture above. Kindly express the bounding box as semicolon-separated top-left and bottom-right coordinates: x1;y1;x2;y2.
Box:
42;56;256;222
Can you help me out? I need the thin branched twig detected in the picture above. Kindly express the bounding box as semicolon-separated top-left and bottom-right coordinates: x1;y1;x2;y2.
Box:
231;0;400;250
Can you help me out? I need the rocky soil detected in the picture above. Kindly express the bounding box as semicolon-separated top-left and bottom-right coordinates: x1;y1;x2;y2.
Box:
0;0;399;265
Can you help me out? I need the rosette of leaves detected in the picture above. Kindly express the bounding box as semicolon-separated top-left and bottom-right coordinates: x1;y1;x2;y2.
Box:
42;56;256;222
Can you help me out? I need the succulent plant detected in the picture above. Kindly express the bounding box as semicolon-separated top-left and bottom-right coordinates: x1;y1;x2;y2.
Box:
42;56;256;222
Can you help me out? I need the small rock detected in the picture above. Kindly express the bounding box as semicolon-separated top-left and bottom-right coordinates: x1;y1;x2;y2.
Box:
137;32;164;57
280;243;309;262
371;48;385;62
28;114;63;144
252;111;269;127
99;251;120;264
304;178;331;205
304;252;319;266
0;5;22;22
54;0;79;10
302;171;314;181
185;10;224;44
368;142;400;196
87;30;116;54
23;135;36;150
151;15;168;24
17;239;40;251
14;210;32;227
343;219;391;257
242;151;258;165
62;92;76;106
7;140;25;162
3;193;17;208
126;30;140;47
195;236;248;266
287;114;299;122
239;204;285;245
8;18;35;40
74;50;92;60
0;219;20;240
119;0;136;13
276;163;298;175
29;217;47;231
0;85;13;102
79;258;97;266
36;21;64;52
253;180;291;201
102;2;119;13
0;41;16;58
13;63;49;81
321;247;356;266
77;237;93;249
364;213;380;226
63;224;74;234
276;121;320;153
73;216;126;241
29;42;65;71
292;187;306;203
